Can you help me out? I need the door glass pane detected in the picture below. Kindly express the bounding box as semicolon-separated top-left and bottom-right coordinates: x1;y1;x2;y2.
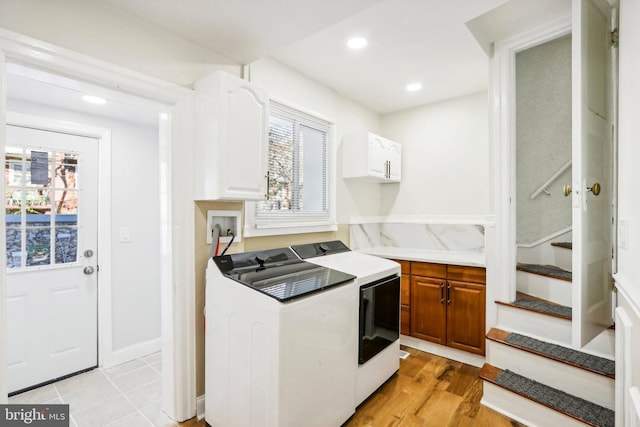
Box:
25;149;53;189
6;148;24;187
6;228;23;269
26;226;51;267
5;146;81;269
55;190;78;217
55;228;77;264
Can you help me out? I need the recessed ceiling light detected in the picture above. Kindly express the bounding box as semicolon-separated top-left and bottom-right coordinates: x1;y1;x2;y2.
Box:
347;37;368;49
406;83;423;92
81;95;106;105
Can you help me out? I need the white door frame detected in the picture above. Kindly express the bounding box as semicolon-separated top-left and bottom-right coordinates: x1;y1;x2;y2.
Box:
0;28;197;422
6;111;113;371
489;15;572;315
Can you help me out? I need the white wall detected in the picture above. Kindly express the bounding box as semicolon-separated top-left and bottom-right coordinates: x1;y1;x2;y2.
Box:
616;0;640;421
618;0;640;299
7;98;162;353
248;57;383;222
380;92;490;216
516;35;571;244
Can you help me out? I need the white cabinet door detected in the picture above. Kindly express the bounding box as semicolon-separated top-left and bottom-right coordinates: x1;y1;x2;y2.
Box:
344;132;402;183
195;71;269;200
386;139;402;182
367;133;388;179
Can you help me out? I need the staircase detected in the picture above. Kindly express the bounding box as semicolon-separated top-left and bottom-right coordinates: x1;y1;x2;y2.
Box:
482;240;616;426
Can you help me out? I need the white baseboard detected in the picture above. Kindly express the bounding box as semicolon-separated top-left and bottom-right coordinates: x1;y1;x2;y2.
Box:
103;337;162;369
400;335;485;367
197;395;205;420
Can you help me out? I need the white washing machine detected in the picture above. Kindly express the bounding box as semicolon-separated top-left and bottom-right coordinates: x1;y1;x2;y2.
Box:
205;247;358;427
291;241;401;405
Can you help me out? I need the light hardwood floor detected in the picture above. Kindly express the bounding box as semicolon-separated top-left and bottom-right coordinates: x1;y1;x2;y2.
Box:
181;346;523;427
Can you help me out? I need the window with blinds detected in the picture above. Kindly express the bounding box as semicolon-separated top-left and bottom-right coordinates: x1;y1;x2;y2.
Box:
255;101;334;228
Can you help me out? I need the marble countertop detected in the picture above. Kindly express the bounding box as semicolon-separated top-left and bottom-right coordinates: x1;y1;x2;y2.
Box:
357;247;486;267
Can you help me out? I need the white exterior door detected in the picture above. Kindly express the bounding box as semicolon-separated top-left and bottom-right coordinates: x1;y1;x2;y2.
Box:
5;123;99;393
572;0;614;347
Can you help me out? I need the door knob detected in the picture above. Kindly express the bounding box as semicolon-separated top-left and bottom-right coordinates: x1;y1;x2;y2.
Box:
562;185;572;197
587;182;601;196
83;266;95;275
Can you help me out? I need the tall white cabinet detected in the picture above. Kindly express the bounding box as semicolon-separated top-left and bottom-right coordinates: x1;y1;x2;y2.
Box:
194;71;269;200
343;132;401;183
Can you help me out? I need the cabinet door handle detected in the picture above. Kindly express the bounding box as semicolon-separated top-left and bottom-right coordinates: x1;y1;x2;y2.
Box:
388;161;391;179
440;282;445;304
446;283;451;305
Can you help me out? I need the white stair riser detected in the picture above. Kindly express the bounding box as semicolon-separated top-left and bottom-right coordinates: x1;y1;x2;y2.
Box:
516;270;572;306
553;246;572;272
482;382;590;427
517;247;572;272
582;327;615;360
487;340;615;409
496;304;572;345
516;229;572;271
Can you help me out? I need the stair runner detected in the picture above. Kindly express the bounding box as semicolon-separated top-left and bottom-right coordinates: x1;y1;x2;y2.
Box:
487;328;615;378
517;263;572;281
512;297;572;319
480;364;615;427
551;242;573;250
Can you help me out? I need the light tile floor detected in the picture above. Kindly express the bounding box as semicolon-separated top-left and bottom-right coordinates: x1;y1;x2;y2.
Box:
8;352;176;427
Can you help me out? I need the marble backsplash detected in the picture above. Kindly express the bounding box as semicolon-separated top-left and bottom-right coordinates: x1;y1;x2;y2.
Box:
350;222;485;253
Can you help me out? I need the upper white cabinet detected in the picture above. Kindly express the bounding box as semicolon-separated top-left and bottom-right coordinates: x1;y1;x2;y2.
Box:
343;132;402;183
194;71;269;200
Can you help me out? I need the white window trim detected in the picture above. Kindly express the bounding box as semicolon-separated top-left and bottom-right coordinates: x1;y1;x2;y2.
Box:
244;98;337;238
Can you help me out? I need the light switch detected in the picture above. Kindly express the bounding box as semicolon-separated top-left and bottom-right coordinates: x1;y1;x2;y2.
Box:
120;227;131;243
619;220;628;250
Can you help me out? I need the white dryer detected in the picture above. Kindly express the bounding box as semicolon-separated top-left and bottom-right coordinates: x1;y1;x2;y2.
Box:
291;241;401;405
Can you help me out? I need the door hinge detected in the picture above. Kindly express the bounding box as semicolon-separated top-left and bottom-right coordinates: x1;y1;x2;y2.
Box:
611;28;619;48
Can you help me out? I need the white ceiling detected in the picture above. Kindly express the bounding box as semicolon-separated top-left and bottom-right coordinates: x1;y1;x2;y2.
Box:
7;0;565;118
102;0;511;114
7;64;163;127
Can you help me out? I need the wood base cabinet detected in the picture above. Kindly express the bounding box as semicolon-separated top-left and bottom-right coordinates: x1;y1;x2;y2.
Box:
408;262;486;355
411;276;447;344
446;280;486;354
398;260;411;335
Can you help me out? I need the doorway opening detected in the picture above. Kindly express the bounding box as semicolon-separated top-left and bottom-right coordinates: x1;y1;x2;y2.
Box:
514;35;574;312
4;62;166;414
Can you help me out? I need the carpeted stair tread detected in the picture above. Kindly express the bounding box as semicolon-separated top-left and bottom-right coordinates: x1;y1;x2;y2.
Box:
493;368;614;427
551;242;573;250
517;263;572;282
487;328;614;378
512;297;572;319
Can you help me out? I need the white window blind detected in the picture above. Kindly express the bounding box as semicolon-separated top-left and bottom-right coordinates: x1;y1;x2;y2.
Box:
253;101;335;230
